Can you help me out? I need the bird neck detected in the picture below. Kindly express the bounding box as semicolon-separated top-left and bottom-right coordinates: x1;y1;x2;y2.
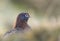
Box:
14;20;28;29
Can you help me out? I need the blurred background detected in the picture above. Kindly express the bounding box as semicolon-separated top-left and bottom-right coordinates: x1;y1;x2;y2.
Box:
0;0;60;41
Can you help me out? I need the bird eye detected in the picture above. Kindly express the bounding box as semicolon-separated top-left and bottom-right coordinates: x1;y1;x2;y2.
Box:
25;14;29;17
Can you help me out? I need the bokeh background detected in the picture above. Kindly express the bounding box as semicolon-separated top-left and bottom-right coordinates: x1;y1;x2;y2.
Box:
0;0;60;41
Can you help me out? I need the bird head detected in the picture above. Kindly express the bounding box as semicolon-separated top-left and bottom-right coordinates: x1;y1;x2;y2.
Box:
17;12;30;22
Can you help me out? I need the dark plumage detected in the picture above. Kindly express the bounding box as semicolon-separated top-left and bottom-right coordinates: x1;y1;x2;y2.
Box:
3;12;31;39
14;12;30;29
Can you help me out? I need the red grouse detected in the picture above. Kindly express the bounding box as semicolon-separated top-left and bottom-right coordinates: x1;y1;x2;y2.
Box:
3;12;31;39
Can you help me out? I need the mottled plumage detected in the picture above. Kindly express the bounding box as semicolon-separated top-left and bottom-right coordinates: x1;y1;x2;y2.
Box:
3;12;31;40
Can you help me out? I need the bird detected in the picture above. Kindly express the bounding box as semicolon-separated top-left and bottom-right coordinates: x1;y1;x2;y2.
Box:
2;12;31;41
